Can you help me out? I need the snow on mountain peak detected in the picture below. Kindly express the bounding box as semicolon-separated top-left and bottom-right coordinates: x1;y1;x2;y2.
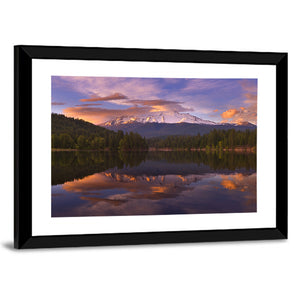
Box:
102;111;217;126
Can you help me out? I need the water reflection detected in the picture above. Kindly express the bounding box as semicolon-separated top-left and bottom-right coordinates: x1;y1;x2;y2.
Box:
52;151;256;217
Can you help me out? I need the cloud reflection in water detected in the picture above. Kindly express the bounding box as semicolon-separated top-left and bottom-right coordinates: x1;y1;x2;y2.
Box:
52;167;256;217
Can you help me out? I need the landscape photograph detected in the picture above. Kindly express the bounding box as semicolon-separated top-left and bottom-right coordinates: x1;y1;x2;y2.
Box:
51;76;257;217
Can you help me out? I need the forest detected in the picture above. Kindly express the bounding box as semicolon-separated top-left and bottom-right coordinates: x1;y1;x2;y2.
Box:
51;113;147;150
147;128;256;151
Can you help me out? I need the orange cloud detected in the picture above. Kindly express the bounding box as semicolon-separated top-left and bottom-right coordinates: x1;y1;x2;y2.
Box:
220;101;257;125
213;109;218;112
221;109;239;119
63;106;150;124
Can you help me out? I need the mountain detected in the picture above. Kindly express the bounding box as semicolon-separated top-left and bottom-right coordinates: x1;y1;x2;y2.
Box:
101;110;256;138
102;111;217;126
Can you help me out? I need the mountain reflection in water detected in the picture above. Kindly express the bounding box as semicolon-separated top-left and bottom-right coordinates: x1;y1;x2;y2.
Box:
52;151;256;217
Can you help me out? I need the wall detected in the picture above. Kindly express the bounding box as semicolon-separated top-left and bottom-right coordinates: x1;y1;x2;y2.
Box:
0;1;298;299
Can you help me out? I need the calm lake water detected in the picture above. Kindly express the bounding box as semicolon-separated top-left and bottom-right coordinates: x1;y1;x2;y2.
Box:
51;151;256;217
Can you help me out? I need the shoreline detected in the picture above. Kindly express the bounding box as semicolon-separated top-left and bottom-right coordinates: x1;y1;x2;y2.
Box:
149;147;255;153
52;147;255;153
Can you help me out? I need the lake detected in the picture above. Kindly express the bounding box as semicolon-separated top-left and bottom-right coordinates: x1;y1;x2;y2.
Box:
52;150;256;217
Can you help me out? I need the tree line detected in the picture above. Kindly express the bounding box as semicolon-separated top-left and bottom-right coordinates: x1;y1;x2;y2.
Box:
52;131;148;150
147;129;256;150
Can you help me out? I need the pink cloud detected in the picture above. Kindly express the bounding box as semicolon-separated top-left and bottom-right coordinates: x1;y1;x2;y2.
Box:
80;92;127;102
243;93;257;103
52;101;65;106
75;103;103;107
240;79;257;93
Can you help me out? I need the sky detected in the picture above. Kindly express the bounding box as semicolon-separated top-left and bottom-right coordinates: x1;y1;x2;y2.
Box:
51;76;257;125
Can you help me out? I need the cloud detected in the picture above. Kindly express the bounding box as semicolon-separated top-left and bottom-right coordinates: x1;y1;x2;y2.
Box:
243;93;257;103
240;79;257;93
128;99;192;112
75;103;103;107
237;80;257;124
80;92;127;102
220;79;257;124
53;76;164;102
64;98;193;124
52;101;65;106
129;99;179;106
54;76;258;125
221;109;239;119
181;79;238;93
63;105;150;124
221;106;257;125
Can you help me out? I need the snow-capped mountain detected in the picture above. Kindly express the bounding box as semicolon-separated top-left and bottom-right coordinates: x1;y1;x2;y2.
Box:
99;111;256;138
102;111;217;126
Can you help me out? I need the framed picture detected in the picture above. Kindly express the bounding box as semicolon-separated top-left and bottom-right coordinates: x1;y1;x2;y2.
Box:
14;45;288;249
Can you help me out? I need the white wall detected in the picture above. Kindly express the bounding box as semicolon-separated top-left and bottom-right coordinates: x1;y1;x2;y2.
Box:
0;1;298;299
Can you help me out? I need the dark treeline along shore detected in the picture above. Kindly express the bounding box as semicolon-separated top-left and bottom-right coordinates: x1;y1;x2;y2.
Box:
147;129;256;151
52;114;256;152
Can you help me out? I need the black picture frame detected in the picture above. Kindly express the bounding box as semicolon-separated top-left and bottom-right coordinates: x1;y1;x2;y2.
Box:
14;45;288;249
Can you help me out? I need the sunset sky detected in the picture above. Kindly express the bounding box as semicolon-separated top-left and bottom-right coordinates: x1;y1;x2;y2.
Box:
51;76;257;125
